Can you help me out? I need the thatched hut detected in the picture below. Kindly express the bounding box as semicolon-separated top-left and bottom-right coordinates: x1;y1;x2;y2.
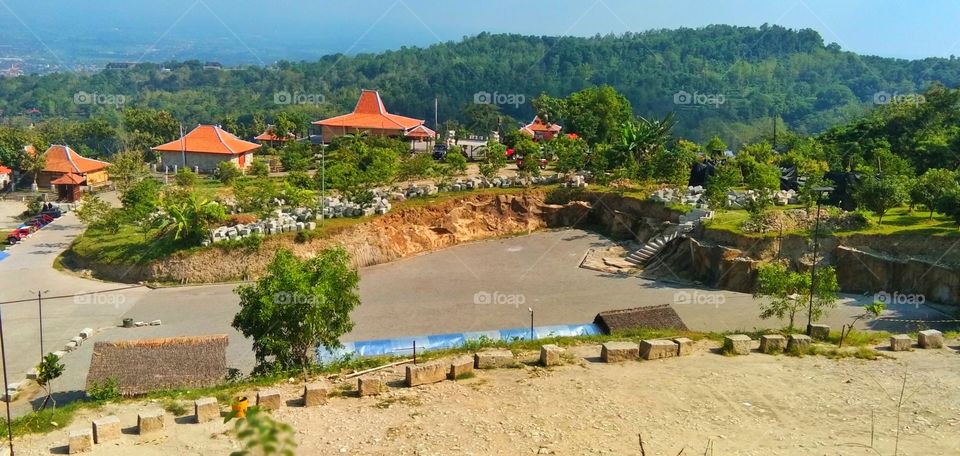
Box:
593;304;689;334
86;335;229;396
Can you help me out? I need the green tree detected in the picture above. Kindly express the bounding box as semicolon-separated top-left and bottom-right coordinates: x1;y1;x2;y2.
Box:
545;135;588;174
855;176;907;223
444;147;468;176
651;141;697;190
108;150;150;196
120;178;162;224
249;159;270;178
75;194;114;227
175;167;198;187
753;263;839;331
909;168;957;218
398;152;435;183
478;140;508;179
704;163;740;210
232;247;360;372
234;177;280;216
279;142;313;172
936;189;960;229
36;353;64;409
19;147;46;191
217;161;242;185
704;136;727;159
547;85;634;145
513;137;542;178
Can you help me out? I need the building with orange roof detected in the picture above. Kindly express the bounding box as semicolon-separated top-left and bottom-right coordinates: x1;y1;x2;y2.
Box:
153;124;261;173
0;164;11;190
403;124;437;152
254;126;297;148
35;145;111;189
520;116;563;141
312;90;426;143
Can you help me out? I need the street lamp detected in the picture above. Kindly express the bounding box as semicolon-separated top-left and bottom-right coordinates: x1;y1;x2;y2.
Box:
0;304;13;455
31;290;49;360
528;307;534;341
806;186;834;336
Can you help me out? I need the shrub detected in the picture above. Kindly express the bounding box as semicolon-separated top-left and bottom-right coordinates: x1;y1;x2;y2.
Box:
87;377;121;402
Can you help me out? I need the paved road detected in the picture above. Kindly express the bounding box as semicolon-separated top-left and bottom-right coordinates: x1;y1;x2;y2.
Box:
0;210;951;415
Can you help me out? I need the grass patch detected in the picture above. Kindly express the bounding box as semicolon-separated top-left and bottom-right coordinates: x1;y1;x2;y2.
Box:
786;343;885;360
374;396;422;409
452;371;475;381
705;206;959;238
0;401;86;438
162;400;189;416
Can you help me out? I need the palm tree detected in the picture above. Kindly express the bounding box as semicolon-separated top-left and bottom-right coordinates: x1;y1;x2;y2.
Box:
620;112;677;166
153;193;225;245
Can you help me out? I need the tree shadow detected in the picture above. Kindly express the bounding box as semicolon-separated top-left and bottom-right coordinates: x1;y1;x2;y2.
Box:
29;390;85;411
48;444;69;454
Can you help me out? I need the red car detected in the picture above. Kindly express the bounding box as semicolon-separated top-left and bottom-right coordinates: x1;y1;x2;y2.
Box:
6;227;30;245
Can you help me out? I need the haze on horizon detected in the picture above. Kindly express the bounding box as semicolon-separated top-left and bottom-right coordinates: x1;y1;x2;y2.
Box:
0;0;958;68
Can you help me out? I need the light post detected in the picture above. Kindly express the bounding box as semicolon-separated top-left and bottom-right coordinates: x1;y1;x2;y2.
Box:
806;186;834;336
0;304;13;455
32;290;49;360
528;307;534;341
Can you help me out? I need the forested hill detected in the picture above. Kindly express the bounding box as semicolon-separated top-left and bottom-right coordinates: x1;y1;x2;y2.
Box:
4;25;960;144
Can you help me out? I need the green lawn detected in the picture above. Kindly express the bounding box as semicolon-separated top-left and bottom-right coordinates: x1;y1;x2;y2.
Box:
706;206;959;238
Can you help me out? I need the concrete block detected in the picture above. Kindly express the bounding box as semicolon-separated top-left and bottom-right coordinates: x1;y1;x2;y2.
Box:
92;415;120;443
64;341;77;352
760;334;787;354
137;409;164;435
256;389;282;410
358;377;383;397
890;334;912;352
52;350;66;359
787;334;812;353
70;336;84;347
79;328;93;339
539;344;563;367
639;339;677;360
723;335;752;355
474;349;514;369
26;368;37;380
405;362;448;387
601;342;639;363
448;356;474;379
194;397;219;423
303;383;328;407
673;337;694;356
809;324;830;340
68;428;93;453
918;330;944;349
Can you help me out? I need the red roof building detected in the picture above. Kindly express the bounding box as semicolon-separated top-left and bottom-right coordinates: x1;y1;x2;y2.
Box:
153;125;261;173
35;145;111;189
0;164;11;191
312;90;425;143
254;126;296;147
520;116;563;141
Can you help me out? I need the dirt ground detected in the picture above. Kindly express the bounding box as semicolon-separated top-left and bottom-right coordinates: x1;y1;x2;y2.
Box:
13;340;960;456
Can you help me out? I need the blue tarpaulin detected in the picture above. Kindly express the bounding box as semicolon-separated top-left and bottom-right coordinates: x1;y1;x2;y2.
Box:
318;323;602;362
0;251;8;262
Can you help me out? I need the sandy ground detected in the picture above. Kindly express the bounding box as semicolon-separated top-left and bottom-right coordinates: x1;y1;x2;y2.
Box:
0;199;27;230
13;340;960;456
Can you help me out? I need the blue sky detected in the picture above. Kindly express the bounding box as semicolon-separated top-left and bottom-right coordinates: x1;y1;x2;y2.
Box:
1;0;958;62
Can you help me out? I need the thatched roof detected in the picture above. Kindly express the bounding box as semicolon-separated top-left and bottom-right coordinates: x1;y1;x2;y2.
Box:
86;335;229;396
593;305;688;334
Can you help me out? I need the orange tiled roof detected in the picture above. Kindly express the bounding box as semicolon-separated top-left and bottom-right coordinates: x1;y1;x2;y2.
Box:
0;165;11;175
50;172;85;185
312;90;423;131
153;125;261;155
404;124;436;139
522;116;562;134
42;145;111;174
254;128;296;142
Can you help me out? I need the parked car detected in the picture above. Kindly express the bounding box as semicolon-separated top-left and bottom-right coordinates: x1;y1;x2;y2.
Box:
6;227;30;245
432;144;448;161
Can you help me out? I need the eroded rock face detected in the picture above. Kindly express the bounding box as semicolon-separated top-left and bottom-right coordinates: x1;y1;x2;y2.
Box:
642;237;761;293
834;245;959;306
79;190;675;284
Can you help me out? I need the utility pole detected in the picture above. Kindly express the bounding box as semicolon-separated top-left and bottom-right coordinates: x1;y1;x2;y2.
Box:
0;304;14;455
